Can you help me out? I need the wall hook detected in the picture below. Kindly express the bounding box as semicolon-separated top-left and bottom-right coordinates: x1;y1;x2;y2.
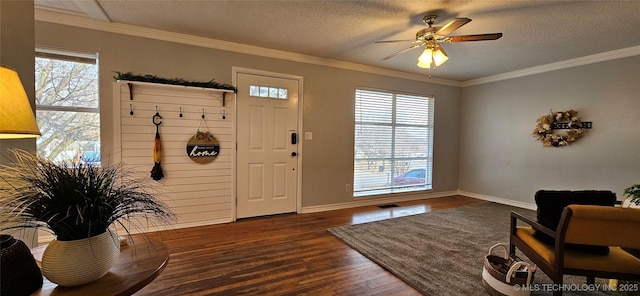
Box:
127;83;134;100
179;106;183;118
222;109;226;120
202;108;205;119
129;104;134;116
153;107;162;126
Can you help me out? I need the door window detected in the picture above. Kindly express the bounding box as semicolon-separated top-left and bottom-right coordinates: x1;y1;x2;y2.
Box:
249;85;288;99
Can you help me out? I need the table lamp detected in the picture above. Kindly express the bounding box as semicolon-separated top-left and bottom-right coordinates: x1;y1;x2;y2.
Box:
0;65;41;139
0;65;43;295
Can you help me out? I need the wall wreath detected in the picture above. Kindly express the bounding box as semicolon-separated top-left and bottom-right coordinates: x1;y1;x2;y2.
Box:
532;109;586;147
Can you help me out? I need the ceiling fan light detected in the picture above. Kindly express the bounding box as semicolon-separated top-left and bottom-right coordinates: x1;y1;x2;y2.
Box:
432;45;448;67
416;48;434;69
416;46;448;69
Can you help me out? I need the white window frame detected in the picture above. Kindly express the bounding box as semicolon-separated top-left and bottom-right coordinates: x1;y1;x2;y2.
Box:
353;88;434;197
35;49;100;165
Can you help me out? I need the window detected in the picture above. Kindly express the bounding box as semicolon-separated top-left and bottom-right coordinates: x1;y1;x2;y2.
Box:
353;89;434;197
249;84;288;99
35;51;100;165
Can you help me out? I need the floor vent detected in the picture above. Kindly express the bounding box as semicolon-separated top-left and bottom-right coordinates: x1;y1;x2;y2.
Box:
378;204;400;209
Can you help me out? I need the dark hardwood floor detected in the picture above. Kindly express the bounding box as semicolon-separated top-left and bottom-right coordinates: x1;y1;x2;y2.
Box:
137;195;486;295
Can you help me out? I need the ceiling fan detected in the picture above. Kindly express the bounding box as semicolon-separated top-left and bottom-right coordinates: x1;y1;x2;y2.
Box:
376;15;502;70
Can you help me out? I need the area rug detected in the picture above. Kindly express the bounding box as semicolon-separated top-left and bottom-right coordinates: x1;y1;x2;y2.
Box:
328;203;618;296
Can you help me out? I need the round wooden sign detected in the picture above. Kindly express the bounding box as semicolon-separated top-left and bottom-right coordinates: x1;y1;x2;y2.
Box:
186;136;219;164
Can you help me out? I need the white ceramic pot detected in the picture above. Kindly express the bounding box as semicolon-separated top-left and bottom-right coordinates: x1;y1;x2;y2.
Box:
41;230;120;287
622;197;640;209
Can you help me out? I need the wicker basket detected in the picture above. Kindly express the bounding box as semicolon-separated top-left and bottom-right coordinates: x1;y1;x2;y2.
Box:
482;243;535;296
0;234;43;296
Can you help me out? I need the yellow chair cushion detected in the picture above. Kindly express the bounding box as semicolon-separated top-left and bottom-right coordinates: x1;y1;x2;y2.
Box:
516;227;640;274
565;205;640;248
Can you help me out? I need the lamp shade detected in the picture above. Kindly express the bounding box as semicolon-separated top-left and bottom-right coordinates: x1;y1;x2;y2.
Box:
417;45;449;69
0;65;41;139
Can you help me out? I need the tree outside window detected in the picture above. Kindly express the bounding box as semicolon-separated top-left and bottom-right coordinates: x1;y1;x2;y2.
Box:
35;52;100;165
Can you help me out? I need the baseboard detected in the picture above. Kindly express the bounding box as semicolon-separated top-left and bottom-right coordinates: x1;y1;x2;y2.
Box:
37;218;233;244
168;218;233;230
299;190;459;213
36;191;531;243
458;190;536;210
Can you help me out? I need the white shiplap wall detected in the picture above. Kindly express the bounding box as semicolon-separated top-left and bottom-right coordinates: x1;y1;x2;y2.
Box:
113;81;235;230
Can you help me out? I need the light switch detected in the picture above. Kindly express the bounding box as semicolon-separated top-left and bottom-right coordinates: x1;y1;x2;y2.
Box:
304;132;313;140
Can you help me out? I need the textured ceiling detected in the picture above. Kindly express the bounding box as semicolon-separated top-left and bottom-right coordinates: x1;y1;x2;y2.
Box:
34;0;640;82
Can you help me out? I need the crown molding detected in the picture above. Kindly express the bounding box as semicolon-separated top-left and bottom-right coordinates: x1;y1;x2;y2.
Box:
34;8;640;88
461;45;640;87
73;0;110;22
34;8;461;87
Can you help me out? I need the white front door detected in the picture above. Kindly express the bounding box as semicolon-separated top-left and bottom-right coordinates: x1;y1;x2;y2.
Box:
236;71;300;218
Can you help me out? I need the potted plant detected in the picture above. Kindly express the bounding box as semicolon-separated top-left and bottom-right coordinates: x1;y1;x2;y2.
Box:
0;149;175;286
623;184;640;208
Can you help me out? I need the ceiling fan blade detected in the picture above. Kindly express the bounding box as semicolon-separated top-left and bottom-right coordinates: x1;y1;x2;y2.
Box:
448;33;503;42
435;18;471;36
381;44;423;60
374;39;416;44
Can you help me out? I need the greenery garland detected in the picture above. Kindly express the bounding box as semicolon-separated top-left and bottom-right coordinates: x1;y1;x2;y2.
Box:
532;109;585;147
114;71;237;93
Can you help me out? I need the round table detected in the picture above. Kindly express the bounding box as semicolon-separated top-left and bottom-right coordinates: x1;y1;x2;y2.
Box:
31;235;169;296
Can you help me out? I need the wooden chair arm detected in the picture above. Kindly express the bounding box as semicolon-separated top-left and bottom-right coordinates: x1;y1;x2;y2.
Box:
510;210;557;238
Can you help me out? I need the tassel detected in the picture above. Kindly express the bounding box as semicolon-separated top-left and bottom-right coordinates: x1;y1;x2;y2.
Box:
150;130;164;180
150;162;164;180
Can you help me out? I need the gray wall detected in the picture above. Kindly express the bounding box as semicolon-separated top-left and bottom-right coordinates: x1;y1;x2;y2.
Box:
0;0;37;247
0;0;36;164
17;10;640;213
35;21;461;208
459;55;640;205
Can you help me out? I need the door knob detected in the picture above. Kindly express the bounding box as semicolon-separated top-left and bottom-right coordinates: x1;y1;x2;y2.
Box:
291;152;297;157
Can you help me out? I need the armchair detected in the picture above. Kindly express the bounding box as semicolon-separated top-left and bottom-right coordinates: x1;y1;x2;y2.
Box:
510;205;640;296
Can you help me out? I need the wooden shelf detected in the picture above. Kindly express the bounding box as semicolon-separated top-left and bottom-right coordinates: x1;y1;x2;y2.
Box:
118;80;234;106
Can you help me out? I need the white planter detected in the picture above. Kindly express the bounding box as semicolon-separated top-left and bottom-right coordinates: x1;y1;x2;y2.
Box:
622;198;640;209
41;230;120;287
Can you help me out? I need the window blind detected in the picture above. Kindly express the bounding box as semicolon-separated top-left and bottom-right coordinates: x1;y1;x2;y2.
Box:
353;89;434;197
